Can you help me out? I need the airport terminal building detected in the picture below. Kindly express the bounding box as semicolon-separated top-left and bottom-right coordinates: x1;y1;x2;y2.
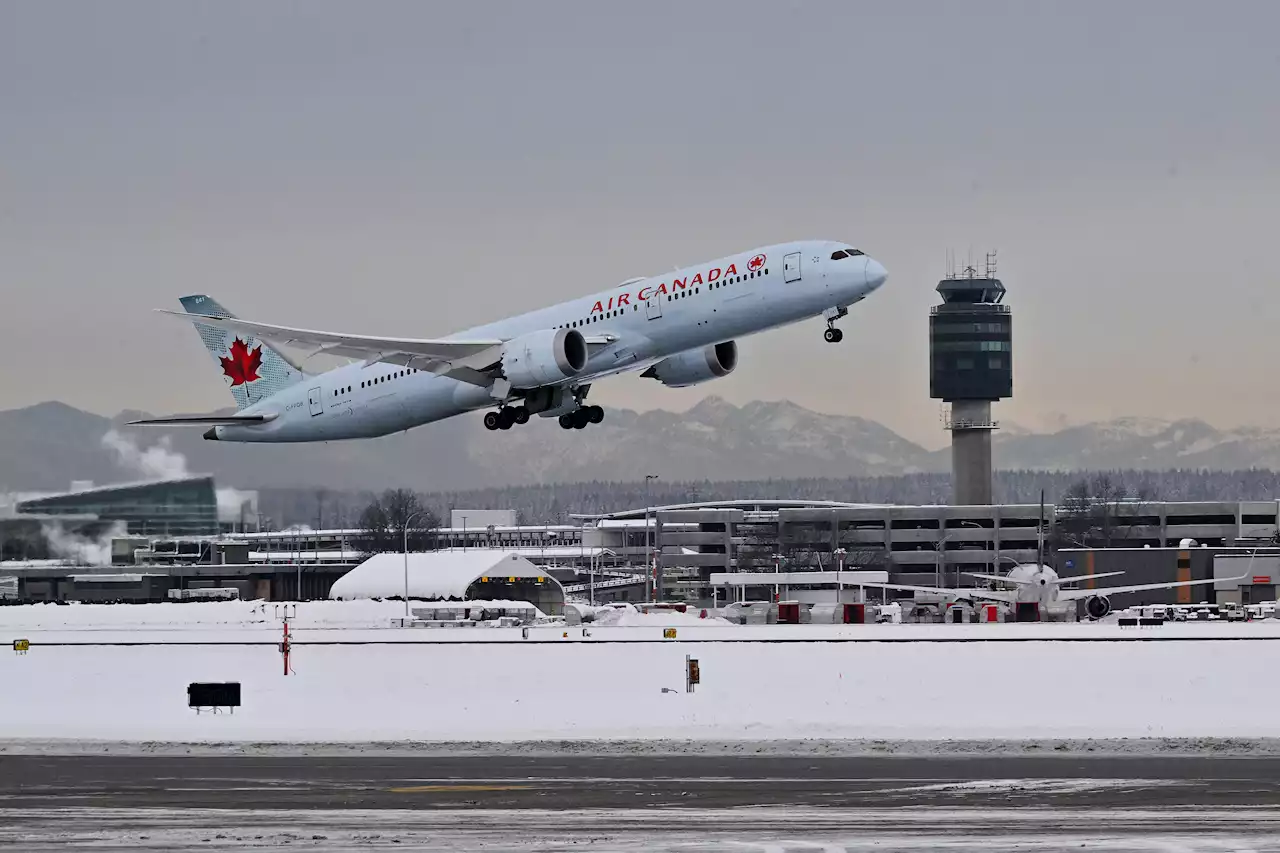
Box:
5;479;1280;609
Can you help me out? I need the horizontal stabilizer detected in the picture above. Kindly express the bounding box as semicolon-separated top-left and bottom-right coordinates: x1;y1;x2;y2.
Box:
963;571;1126;586
127;413;277;427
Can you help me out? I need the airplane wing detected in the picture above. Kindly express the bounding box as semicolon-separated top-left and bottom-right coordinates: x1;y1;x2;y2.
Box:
856;581;1021;604
158;310;506;387
127;412;277;427
1055;573;1251;602
160;310;621;388
1053;572;1127;586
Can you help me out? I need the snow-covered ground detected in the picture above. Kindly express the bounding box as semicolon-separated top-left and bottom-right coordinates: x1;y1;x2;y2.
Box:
3;616;1280;742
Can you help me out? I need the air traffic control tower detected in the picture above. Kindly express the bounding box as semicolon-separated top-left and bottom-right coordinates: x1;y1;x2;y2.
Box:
929;253;1012;505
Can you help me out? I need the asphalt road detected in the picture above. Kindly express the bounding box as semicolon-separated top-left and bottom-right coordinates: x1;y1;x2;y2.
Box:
3;752;1280;810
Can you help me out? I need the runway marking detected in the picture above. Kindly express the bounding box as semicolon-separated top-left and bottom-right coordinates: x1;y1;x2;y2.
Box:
387;784;535;793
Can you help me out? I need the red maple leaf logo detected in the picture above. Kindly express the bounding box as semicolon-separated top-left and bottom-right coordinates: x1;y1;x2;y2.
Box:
220;338;262;386
748;254;766;271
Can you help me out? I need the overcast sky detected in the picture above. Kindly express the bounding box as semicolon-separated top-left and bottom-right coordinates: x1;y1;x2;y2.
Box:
3;0;1278;447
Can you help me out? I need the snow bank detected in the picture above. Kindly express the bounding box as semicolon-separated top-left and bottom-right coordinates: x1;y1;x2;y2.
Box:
3;638;1279;742
591;603;731;627
0;600;417;631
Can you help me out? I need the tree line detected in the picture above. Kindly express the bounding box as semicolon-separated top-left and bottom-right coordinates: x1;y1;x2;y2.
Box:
254;469;1280;532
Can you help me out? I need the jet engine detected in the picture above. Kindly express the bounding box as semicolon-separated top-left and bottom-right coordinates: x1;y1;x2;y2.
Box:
501;328;588;389
641;341;738;388
1084;595;1112;620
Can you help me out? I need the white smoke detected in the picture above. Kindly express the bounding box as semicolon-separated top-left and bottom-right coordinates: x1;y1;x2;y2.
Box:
101;430;190;480
100;429;254;522
41;520;128;566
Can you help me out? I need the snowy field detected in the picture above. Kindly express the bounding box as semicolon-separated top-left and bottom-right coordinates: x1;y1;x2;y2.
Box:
3;598;1280;743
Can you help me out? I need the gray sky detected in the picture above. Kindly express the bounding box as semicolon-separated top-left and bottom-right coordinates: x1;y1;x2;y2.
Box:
3;0;1278;448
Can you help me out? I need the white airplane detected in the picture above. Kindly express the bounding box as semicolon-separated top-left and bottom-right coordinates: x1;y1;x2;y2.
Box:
859;563;1247;619
131;241;887;442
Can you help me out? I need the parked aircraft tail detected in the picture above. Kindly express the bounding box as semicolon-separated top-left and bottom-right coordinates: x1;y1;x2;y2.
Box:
179;294;307;410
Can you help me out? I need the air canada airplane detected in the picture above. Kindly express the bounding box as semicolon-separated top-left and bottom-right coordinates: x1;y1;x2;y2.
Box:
859;563;1247;620
132;240;888;442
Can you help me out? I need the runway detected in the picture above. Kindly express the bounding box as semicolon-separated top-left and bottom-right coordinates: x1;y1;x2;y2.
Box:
3;752;1280;850
4;753;1280;810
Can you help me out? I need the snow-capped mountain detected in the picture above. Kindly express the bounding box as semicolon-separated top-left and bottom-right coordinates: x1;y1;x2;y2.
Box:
4;399;1280;492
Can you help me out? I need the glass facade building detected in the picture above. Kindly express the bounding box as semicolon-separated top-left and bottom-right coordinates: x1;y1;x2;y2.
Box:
17;477;220;537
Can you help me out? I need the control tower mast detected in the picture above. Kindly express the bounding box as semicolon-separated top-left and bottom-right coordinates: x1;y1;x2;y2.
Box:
929;252;1012;505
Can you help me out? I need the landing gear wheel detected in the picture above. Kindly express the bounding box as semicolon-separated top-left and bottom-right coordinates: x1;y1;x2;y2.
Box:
513;407;530;425
824;327;843;343
483;411;500;431
572;408;590;429
586;405;604;424
498;407;516;430
558;414;575;430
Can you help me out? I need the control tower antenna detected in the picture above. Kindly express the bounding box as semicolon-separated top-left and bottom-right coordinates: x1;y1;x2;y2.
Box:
929;250;1012;505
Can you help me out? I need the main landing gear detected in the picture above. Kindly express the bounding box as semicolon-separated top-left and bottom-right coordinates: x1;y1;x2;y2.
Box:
823;305;849;343
482;405;532;431
558;406;604;430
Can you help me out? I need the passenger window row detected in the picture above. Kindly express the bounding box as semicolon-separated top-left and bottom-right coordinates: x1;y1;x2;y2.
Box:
342;368;420;394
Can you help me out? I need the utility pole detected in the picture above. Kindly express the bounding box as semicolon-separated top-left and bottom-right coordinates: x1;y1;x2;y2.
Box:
1038;489;1046;568
834;547;847;603
403;510;424;623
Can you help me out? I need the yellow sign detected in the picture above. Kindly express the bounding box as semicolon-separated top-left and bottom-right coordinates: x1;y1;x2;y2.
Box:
663;628;677;639
480;576;489;582
508;576;516;582
13;639;30;653
536;576;544;583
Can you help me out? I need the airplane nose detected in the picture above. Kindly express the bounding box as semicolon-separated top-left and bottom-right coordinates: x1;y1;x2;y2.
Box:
864;258;888;291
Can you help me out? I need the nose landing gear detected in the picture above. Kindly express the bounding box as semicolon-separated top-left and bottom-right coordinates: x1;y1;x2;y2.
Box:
823;305;848;343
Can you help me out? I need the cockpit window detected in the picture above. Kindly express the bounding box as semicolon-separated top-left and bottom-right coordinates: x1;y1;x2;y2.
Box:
831;250;848;260
847;248;865;256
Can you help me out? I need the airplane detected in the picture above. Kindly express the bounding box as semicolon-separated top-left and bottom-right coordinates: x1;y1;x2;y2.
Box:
130;240;887;442
857;563;1250;620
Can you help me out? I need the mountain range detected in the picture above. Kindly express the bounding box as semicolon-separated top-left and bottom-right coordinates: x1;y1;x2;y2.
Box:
3;398;1280;495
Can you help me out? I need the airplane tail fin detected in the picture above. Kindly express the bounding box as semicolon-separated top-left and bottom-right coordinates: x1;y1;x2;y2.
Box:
179;294;307;410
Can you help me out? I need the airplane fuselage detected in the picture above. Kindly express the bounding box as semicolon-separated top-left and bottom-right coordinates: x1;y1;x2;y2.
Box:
207;240;886;442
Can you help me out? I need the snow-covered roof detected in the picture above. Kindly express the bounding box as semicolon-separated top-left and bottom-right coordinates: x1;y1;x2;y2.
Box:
329;550;564;600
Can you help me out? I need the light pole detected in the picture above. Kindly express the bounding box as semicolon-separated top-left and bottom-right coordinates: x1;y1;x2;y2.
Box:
461;515;468;551
834;547;847;603
284;524;306;602
403;510;424;622
644;474;658;599
771;552;786;601
956;520;986;589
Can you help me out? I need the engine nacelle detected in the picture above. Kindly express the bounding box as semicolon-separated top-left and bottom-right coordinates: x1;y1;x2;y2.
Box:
641;341;738;388
1084;595;1112;620
502;328;588;389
